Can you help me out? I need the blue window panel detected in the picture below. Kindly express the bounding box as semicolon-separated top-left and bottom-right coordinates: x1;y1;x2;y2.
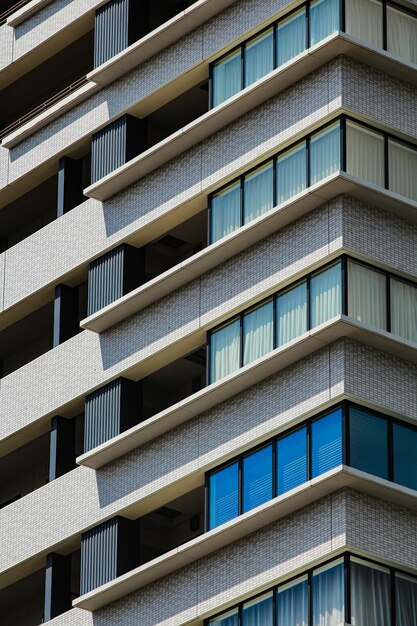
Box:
243;161;274;224
312;560;344;626
277;8;307;67
277;576;308;626
243;592;274;626
277;141;307;204
210;181;241;243
393;423;417;491
244;28;274;88
309;121;341;186
349;407;388;479
310;0;340;46
212;50;242;107
242;444;273;513
310;262;342;328
277;426;307;495
210;319;241;383
311;408;343;478
209;608;239;626
209;462;239;529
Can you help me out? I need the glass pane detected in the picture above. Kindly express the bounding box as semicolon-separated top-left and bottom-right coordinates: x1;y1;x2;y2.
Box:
396;573;417;626
311;408;343;478
390;278;417;343
345;0;383;48
242;444;273;513
243;592;274;626
312;560;344;626
210;320;240;383
209;462;239;529
350;559;390;626
393;422;417;490
310;122;340;185
243;161;274;223
387;5;417;65
244;28;274;87
212;50;242;107
388;139;417;202
243;300;274;366
348;261;387;330
277;142;307;204
349;406;388;479
346;121;384;187
276;282;307;346
277;8;306;66
211;182;241;243
310;0;340;46
310;263;342;328
277;576;309;626
209;607;239;626
277;426;307;495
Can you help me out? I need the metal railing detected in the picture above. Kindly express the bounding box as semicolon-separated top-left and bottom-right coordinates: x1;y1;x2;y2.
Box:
0;0;33;25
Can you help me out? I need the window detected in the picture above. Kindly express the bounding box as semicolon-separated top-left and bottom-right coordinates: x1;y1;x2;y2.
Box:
387;5;417;65
242;592;273;626
243;161;274;223
311;408;343;478
390;278;417;343
243;300;274;366
388;139;417;202
310;263;342;328
276;281;307;346
349;406;388;479
310;0;340;46
211;182;241;243
348;261;387;330
346;121;384;187
277;426;307;495
309;122;340;185
393;422;417;491
277;8;306;66
345;0;383;48
350;558;390;626
242;444;273;513
244;29;274;88
277;141;307;204
209;462;239;528
312;559;344;626
277;576;308;626
209;608;239;626
396;573;417;626
210;319;240;383
212;50;241;108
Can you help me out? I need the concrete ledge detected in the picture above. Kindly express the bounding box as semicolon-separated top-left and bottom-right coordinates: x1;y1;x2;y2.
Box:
6;0;53;26
77;315;417;469
73;466;417;611
80;173;417;334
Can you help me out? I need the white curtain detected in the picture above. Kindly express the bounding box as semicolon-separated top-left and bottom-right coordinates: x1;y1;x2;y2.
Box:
345;0;383;48
210;608;239;626
243;301;274;365
277;8;306;66
243;162;274;223
396;573;417;626
243;592;274;626
348;261;387;330
310;263;342;328
277;142;307;204
310;0;340;46
351;559;390;626
391;278;417;343
211;182;241;243
310;123;340;185
210;320;240;382
212;50;242;107
346;121;385;187
277;577;308;626
277;282;307;346
244;28;274;87
388;139;417;202
387;5;417;65
313;561;344;626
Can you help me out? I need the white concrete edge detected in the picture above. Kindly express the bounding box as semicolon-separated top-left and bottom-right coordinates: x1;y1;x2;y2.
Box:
6;0;53;26
76;315;417;470
73;466;417;611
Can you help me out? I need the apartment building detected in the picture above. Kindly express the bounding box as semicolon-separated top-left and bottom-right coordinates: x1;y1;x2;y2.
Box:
0;0;417;624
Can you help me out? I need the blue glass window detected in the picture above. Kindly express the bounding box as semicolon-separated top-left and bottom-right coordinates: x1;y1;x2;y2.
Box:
310;0;340;47
210;319;240;383
209;462;239;529
349;407;388;479
277;8;306;67
312;560;344;626
243;300;274;366
310;262;342;328
277;141;307;204
393;422;417;491
211;182;241;243
277;426;307;495
311;408;343;478
244;29;274;88
209;608;239;626
243;161;274;224
277;576;308;626
242;444;273;513
243;592;274;626
276;282;307;347
310;122;340;185
212;50;241;107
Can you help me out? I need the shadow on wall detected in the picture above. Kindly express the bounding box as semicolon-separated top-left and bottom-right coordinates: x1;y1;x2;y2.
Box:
94;343;340;508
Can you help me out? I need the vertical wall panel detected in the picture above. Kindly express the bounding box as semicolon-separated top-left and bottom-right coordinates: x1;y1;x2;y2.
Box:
94;0;130;68
87;246;125;316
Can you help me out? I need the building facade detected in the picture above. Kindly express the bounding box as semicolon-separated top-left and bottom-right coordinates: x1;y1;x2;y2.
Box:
0;0;417;624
